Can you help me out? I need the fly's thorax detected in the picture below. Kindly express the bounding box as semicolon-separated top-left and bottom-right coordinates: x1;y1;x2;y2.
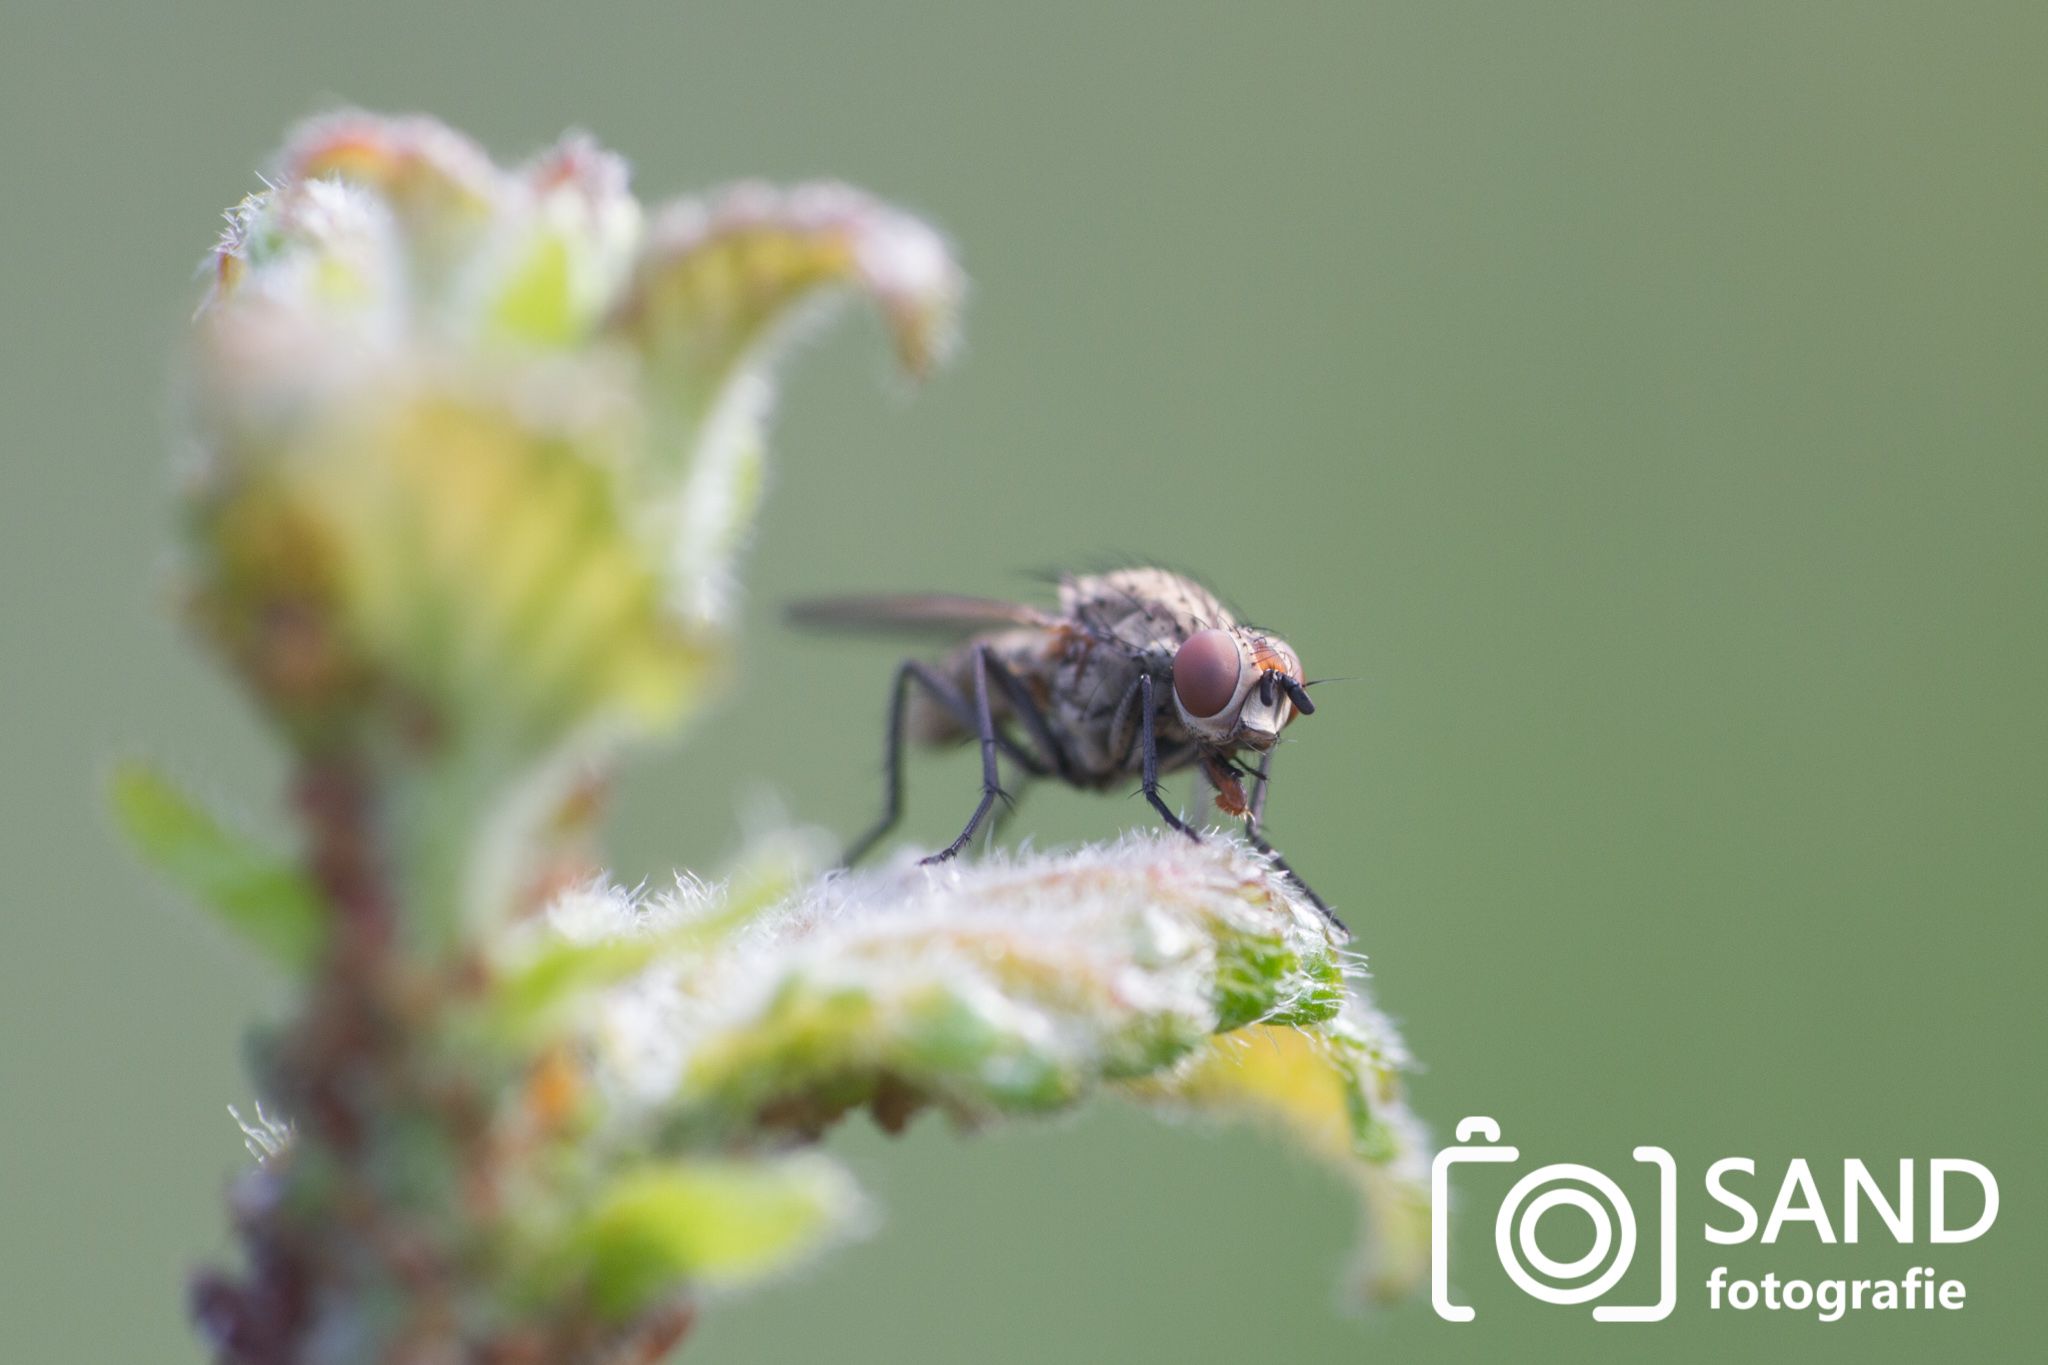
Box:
1040;625;1152;781
1059;568;1238;653
1170;626;1305;749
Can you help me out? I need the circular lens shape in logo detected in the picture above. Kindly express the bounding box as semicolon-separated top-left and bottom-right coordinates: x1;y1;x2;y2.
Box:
1492;1163;1636;1305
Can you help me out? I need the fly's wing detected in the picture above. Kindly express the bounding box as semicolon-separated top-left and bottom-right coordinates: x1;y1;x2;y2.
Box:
785;593;1058;638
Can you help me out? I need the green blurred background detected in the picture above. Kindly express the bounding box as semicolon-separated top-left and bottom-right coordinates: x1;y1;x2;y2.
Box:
2;2;2041;1361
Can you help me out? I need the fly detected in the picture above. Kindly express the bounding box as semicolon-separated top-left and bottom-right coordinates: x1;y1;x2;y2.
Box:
789;567;1344;933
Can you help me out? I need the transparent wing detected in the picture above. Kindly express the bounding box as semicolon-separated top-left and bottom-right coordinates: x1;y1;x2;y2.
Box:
785;593;1057;638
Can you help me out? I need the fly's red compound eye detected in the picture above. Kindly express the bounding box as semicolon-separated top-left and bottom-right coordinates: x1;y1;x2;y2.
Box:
1172;629;1242;720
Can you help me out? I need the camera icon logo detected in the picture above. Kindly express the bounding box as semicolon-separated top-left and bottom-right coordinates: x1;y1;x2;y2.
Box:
1432;1117;1677;1323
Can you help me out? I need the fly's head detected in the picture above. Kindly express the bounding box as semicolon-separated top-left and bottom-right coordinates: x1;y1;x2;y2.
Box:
1168;627;1314;754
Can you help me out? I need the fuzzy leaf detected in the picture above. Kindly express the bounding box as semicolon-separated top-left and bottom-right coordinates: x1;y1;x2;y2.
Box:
545;836;1430;1300
657;839;1332;1135
327;399;706;743
555;838;1349;1134
109;762;324;970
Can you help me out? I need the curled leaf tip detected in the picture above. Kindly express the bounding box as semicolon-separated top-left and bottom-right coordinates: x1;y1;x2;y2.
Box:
520;129;632;201
614;179;964;391
277;109;500;219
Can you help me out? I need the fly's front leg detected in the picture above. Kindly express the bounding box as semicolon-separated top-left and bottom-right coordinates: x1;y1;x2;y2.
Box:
922;646;1012;865
1244;828;1348;937
1236;749;1346;933
1247;749;1272;835
1137;674;1200;843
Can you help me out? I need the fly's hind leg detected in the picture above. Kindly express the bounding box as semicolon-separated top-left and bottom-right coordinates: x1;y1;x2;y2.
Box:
846;653;1036;866
921;646;1013;865
842;660;931;866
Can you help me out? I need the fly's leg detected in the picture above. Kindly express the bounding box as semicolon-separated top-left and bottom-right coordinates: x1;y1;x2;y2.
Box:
988;783;1030;845
1137;674;1200;843
965;656;1058;849
922;646;1012;865
983;655;1070;781
1247;750;1272;834
842;661;929;867
845;655;1035;867
1244;828;1348;937
1238;748;1346;933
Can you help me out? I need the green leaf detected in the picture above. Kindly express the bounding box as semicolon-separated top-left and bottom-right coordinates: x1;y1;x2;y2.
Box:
572;1156;866;1317
613;181;961;421
109;762;325;971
